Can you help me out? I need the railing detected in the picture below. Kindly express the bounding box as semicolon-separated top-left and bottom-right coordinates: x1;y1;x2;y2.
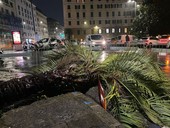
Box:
107;42;170;53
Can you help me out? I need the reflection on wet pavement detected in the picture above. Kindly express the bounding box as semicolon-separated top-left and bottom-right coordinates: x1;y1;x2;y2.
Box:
0;51;47;81
157;53;170;77
0;50;170;81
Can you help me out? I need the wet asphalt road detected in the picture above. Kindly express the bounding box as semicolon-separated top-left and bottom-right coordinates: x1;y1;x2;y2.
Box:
0;47;170;81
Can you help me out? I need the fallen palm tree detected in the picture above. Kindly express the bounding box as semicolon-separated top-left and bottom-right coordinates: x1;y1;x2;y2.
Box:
1;45;170;127
0;70;97;111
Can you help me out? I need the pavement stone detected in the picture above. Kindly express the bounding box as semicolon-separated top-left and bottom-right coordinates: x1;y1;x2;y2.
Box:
0;92;122;128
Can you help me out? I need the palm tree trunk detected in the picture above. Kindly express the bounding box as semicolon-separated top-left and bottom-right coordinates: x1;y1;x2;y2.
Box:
0;70;97;110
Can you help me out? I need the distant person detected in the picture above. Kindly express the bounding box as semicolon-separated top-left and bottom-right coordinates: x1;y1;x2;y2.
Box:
125;34;130;46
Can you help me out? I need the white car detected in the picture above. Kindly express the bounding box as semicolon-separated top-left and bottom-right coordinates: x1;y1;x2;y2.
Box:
36;38;64;50
85;34;106;49
138;37;159;47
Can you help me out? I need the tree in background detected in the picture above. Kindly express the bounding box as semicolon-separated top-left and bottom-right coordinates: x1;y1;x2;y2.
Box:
132;0;170;38
131;3;159;38
150;0;170;35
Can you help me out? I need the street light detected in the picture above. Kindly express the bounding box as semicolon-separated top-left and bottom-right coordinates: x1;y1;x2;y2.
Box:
23;22;26;25
94;26;99;34
94;25;99;29
0;0;3;4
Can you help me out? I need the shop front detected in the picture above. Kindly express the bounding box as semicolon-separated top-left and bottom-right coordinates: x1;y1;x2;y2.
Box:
0;14;22;50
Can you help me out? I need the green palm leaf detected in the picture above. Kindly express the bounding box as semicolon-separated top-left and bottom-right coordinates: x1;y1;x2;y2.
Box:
33;45;170;127
101;49;170;127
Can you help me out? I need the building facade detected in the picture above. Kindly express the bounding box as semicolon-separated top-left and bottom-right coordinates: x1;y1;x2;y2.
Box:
15;0;37;43
35;8;48;40
63;0;143;41
47;18;64;39
0;0;49;50
0;0;22;49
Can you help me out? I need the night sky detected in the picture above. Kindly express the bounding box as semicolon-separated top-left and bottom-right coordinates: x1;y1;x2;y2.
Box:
32;0;63;25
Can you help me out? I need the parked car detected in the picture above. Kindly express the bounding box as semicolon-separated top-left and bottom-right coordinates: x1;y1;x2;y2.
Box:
116;35;136;45
106;38;111;43
36;37;64;50
137;37;159;47
70;39;78;45
158;35;170;48
49;38;65;48
110;37;117;44
22;41;38;51
85;34;106;49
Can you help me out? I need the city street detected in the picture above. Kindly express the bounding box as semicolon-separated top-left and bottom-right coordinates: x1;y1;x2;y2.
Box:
0;47;170;81
0;50;49;81
1;0;170;127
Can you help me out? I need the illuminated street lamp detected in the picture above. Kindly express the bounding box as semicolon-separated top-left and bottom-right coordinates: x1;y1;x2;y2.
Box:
94;25;99;29
23;22;26;25
94;26;99;34
0;0;2;4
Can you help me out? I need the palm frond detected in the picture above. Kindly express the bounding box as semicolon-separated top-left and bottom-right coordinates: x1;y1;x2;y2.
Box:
101;49;170;127
147;96;170;126
33;45;102;80
29;45;170;127
119;98;148;128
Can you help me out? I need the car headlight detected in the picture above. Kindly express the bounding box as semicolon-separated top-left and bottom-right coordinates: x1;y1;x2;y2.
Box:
92;41;95;45
102;40;106;45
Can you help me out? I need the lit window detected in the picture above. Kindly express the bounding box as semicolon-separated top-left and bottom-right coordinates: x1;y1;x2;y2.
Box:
112;28;115;33
119;28;121;33
124;28;127;33
106;28;109;33
99;29;102;34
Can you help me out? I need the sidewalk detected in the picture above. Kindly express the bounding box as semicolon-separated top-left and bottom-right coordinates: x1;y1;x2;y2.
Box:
0;92;122;128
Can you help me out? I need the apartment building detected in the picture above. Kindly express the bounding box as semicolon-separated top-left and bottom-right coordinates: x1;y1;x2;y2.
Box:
47;18;64;39
36;8;48;40
63;0;143;41
0;0;22;49
15;0;37;43
0;0;50;50
15;0;48;43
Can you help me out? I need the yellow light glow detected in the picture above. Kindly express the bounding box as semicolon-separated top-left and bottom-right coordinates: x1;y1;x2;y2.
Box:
94;26;99;29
